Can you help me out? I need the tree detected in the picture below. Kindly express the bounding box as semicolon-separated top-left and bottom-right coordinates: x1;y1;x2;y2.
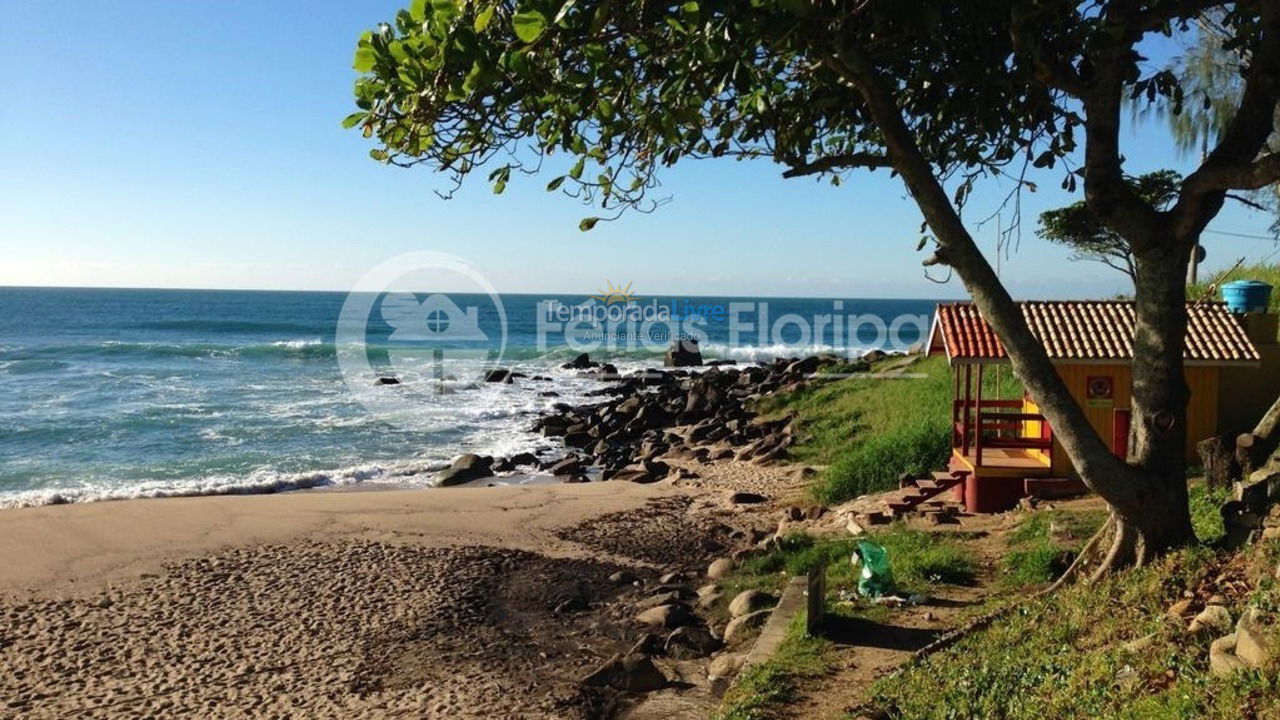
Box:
348;0;1280;574
1038;171;1182;280
1137;14;1280;272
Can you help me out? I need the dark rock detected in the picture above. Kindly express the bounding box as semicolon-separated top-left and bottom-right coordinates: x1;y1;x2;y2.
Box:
665;626;723;659
509;452;538;467
374;377;401;385
635;603;693;628
785;356;820;376
581;653;668;692
664;338;703;367
484;368;513;383
548;457;585;476
729;491;768;505
434;453;494;487
563;353;597;370
609;570;640;585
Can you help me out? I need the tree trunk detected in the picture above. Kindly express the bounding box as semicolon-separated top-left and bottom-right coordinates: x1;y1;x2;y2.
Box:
836;44;1198;573
1113;239;1197;560
1197;435;1238;490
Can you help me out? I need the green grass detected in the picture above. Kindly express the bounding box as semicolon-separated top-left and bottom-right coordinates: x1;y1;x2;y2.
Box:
1000;507;1109;588
714;526;982;720
756;356;1026;504
715;614;837;720
1189;481;1232;545
870;542;1280;720
732;527;978;593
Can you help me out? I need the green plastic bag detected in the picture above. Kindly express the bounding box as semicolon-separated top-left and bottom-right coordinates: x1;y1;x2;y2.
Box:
853;540;896;597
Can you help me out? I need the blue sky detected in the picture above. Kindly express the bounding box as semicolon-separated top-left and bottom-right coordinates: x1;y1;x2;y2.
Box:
1;1;1276;299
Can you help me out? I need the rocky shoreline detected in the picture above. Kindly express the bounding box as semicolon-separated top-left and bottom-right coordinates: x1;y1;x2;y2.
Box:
436;344;890;488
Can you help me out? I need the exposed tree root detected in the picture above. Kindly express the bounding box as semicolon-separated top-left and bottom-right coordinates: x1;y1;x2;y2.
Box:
1043;514;1114;595
1088;515;1137;584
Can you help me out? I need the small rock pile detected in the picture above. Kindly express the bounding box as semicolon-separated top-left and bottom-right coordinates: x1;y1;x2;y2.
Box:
1221;469;1280;547
582;557;779;695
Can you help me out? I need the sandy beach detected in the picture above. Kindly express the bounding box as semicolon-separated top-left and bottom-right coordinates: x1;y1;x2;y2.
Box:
0;466;792;719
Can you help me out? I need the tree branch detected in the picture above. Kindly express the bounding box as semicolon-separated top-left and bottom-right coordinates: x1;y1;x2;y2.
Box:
780;152;891;178
1079;14;1165;249
1175;4;1280;235
1185;153;1280;192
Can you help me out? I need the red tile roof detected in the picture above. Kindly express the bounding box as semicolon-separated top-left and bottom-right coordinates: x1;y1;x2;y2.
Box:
928;301;1261;365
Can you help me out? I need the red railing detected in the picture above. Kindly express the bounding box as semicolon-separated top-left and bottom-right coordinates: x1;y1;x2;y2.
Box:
952;399;1052;467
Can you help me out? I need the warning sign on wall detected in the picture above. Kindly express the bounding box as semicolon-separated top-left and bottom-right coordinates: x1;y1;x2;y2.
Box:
1086;376;1114;408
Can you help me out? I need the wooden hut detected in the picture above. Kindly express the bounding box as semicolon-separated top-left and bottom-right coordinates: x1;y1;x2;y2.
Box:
924;301;1264;512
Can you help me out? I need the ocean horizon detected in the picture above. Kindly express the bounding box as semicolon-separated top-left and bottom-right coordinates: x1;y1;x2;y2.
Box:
0;286;937;507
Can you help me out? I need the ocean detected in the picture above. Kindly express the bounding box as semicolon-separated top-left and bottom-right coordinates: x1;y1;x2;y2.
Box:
0;287;936;507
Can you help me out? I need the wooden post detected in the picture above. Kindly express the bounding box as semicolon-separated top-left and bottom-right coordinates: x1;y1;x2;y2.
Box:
952;367;961;447
806;562;826;636
975;365;984;467
962;365;972;456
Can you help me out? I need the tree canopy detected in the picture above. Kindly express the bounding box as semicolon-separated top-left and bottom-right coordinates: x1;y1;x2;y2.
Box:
1037;170;1182;279
350;0;1280;569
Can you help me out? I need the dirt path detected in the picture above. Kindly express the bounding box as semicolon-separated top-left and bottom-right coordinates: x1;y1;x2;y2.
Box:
778;516;1014;720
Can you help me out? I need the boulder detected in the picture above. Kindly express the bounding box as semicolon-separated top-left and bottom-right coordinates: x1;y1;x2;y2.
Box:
636;591;688;611
434;454;494;487
581;653;668;692
635;603;693;629
784;356;820;376
609;570;640;585
664;338;703;367
723;609;772;645
707;558;735;580
374;376;400;385
548;457;585;476
1189;605;1233;635
484;368;513;383
1166;599;1194;619
563;353;597;370
728;590;777;618
665;626;723;659
1209;634;1247;677
508;451;538;467
1234;607;1272;668
707;652;747;681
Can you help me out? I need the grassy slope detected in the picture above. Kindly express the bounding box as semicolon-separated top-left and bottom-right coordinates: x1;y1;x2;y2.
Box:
757;355;1022;505
871;539;1280;720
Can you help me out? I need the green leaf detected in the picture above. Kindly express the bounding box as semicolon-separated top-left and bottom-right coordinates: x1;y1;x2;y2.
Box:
512;10;547;43
596;98;614;119
493;179;507;194
409;0;428;22
547;176;566;191
353;46;377;72
341;111;367;129
474;5;495;32
579;217;600;232
569;157;585;179
681;1;699;14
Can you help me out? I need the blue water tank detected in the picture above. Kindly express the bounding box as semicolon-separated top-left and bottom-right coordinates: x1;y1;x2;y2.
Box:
1221;280;1273;314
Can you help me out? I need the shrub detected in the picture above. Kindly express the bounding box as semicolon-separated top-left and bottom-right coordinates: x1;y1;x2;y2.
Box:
813;417;951;504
